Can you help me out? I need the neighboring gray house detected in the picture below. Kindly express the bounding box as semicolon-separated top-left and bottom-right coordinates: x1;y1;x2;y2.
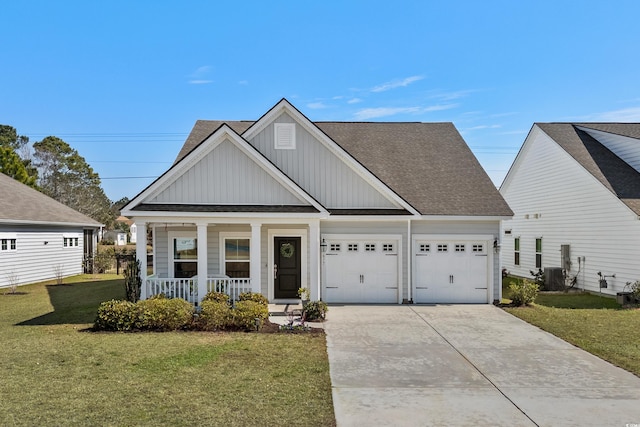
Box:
500;123;640;295
0;172;102;288
122;99;512;305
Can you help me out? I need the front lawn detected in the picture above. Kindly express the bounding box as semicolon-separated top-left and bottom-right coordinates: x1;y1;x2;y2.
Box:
0;275;335;426
502;278;640;377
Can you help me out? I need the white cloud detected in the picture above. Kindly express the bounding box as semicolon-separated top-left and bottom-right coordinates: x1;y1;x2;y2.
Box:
429;89;477;101
588;107;640;122
371;75;424;93
188;65;213;84
347;98;362;104
353;104;456;120
307;102;328;109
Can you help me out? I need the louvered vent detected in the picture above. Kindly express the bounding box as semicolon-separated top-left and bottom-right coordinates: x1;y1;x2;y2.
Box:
274;123;296;149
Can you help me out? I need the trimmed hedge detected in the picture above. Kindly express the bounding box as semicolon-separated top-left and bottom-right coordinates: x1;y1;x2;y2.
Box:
95;292;270;332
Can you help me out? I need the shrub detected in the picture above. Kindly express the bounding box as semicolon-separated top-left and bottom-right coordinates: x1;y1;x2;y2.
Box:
302;301;328;321
94;299;138;331
201;291;230;304
238;292;269;306
198;300;232;331
509;280;539;306
232;300;269;330
136;297;194;331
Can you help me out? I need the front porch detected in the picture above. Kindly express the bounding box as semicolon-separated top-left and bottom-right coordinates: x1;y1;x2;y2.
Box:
133;219;321;304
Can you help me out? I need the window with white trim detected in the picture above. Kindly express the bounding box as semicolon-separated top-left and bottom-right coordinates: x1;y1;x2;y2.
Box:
223;238;250;278
455;244;465;252
1;238;16;252
274;123;296;150
514;237;520;266
437;244;448;252
535;238;542;269
63;237;79;248
348;243;358;252
172;237;198;278
365;243;376;252
330;243;341;252
382;243;394;252
419;243;430;252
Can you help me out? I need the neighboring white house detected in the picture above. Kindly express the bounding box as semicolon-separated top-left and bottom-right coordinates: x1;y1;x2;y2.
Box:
500;123;640;295
122;99;512;305
0;172;102;288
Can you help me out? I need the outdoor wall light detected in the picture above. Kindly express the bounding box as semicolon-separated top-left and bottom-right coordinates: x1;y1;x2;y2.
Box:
493;238;500;253
320;238;327;252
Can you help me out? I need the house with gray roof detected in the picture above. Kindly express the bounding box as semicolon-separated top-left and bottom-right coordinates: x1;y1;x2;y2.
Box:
122;99;512;304
500;123;640;296
0;172;102;289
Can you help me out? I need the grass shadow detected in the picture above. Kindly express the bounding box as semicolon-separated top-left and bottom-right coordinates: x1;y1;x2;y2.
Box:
17;279;125;326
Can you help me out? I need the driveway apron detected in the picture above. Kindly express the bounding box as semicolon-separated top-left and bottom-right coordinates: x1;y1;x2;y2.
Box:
324;305;640;427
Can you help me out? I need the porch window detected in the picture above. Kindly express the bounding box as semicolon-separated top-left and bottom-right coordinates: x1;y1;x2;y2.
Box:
224;238;250;278
173;238;197;278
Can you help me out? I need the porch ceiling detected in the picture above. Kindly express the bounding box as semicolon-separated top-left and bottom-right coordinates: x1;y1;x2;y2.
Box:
131;203;320;213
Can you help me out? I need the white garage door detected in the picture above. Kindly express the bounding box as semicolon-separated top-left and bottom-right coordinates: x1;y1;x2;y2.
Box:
413;238;489;303
323;236;400;303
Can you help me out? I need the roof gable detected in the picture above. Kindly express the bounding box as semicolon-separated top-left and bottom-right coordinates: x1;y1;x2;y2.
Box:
123;125;326;214
0;173;101;227
514;123;640;216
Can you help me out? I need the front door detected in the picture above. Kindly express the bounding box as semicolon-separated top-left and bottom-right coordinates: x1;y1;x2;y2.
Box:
274;237;301;299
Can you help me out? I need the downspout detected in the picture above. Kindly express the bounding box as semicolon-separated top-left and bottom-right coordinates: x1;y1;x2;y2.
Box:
407;219;412;304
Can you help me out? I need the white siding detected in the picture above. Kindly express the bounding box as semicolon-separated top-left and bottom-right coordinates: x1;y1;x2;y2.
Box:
501;126;640;294
150;138;305;205
249;113;397;209
579;127;640;173
0;225;84;288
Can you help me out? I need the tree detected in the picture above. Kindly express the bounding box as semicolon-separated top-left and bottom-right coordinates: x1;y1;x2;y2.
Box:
0;146;37;187
0;125;38;186
33;136;114;226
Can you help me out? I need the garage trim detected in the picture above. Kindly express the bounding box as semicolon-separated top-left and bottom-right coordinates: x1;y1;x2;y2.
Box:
322;233;403;304
411;234;494;304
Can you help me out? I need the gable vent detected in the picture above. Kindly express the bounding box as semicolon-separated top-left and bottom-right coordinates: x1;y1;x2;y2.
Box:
274;123;296;150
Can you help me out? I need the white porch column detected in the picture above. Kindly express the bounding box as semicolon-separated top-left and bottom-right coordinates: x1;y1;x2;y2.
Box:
196;222;208;304
135;221;147;300
309;220;320;301
250;223;262;294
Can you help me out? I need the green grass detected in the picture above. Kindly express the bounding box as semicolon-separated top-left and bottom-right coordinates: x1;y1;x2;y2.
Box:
0;275;335;426
502;278;640;377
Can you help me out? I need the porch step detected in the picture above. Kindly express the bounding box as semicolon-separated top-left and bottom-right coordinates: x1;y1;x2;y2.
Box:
268;303;303;316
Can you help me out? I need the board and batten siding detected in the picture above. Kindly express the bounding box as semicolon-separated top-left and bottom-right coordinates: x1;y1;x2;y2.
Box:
150;138;305;205
0;225;84;287
500;126;640;294
579;127;640;173
248;113;397;209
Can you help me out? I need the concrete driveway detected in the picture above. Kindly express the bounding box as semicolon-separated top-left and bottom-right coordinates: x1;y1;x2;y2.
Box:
324;305;640;427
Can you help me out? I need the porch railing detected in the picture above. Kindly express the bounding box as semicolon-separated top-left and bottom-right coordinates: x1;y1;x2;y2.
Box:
207;278;252;302
146;276;198;304
145;276;252;304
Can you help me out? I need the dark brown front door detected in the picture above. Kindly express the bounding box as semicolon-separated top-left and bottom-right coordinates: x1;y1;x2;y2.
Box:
274;237;301;299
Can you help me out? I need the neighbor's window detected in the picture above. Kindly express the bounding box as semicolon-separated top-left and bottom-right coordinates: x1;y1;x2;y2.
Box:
173;238;197;278
224;238;250;278
63;237;79;248
514;237;520;266
535;238;542;269
1;238;16;252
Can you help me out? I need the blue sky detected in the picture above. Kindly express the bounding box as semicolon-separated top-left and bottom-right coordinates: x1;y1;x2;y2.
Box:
2;1;640;201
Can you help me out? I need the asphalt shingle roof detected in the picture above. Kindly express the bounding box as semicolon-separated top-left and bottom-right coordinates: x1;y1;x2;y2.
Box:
0;173;102;226
173;118;513;217
537;123;640;216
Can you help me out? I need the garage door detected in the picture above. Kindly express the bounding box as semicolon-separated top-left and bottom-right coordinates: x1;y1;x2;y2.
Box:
413;238;489;303
323;236;399;303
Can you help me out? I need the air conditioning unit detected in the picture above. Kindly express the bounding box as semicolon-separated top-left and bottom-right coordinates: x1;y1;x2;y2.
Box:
544;267;564;291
